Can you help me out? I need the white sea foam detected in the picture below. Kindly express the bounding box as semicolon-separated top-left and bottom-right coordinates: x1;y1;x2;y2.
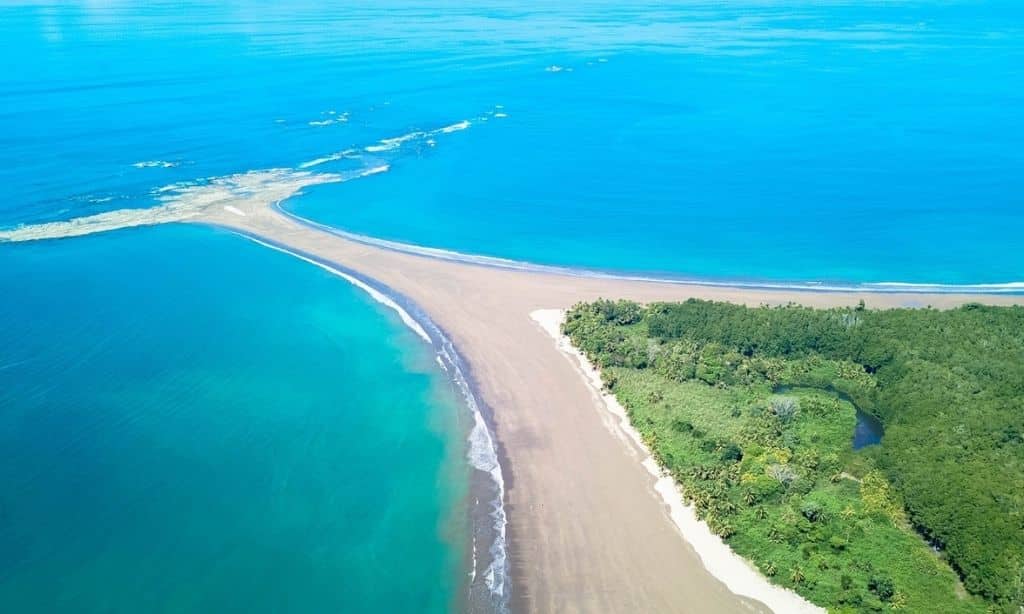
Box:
362;119;471;153
532;309;824;614
545;65;565;72
298;148;357;169
352;164;390;178
308;111;349;127
132;160;178;169
365;130;427;152
437;120;471;134
152;180;197;194
435;331;508;609
494;113;508;119
866;281;1024;292
469;530;478;582
237;236;431;343
231;229;510;611
283;216;1024;296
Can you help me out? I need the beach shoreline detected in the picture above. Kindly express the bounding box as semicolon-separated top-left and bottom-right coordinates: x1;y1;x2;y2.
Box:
195;198;1023;613
227;230;511;613
4;189;1023;612
531;309;823;614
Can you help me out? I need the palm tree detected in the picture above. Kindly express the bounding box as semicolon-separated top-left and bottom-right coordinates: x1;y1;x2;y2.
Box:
789;566;805;584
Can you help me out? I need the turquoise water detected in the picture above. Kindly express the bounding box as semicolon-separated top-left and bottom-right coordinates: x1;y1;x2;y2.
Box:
2;1;1022;285
1;2;1022;612
0;225;469;612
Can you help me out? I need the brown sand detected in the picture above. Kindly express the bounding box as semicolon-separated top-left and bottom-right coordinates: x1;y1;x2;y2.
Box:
195;202;1021;613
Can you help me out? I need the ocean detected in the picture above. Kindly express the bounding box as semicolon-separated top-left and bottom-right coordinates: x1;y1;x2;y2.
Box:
0;225;472;612
3;1;1022;286
1;1;1022;612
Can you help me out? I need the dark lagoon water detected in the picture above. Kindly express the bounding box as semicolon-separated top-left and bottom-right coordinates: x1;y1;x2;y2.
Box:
853;408;885;450
775;385;884;450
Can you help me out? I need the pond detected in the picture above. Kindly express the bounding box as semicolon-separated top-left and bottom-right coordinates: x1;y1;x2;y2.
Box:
853;408;885;449
774;385;884;450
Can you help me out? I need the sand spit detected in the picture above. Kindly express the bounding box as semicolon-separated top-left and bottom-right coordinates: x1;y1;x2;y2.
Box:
187;197;1020;613
4;177;1022;612
0;170;339;243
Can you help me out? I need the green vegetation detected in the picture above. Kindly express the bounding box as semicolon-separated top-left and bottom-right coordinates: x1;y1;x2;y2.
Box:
564;299;1024;613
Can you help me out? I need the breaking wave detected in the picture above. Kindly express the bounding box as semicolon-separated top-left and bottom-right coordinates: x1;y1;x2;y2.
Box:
0;112;485;244
132;160;179;169
222;232;511;614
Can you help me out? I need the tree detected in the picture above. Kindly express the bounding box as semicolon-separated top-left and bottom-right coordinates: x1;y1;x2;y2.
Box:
771;397;799;423
868;574;895;601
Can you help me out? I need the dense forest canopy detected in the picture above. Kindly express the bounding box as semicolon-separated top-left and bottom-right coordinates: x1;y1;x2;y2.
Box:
563;299;1023;612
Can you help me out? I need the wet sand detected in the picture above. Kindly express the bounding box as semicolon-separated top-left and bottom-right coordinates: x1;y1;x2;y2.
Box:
192;199;1021;613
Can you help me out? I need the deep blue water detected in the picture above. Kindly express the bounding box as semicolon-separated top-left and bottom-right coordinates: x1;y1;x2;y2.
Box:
2;1;1022;284
0;2;1021;612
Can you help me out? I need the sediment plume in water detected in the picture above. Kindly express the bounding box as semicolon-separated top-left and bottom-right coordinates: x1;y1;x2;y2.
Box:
0;169;340;243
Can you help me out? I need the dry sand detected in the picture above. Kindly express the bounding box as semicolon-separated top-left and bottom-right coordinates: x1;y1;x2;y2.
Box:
532;309;822;614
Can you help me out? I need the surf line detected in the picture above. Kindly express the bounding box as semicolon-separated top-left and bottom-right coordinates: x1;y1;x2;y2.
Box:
270;206;1024;296
226;227;512;614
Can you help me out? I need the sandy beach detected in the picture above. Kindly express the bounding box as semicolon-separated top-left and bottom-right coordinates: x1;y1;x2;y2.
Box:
177;196;1020;613
5;176;1019;612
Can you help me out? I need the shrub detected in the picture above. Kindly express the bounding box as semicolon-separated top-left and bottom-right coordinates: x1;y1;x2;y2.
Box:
720;442;744;463
771;396;800;423
800;500;825;522
868;574;896;601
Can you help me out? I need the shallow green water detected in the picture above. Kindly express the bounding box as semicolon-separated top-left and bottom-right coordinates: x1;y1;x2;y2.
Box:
0;224;468;612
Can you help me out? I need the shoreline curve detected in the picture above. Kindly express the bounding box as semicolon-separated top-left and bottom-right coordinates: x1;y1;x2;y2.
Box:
531;308;823;614
225;229;511;613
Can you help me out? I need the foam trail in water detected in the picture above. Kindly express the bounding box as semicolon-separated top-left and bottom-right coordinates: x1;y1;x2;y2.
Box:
299;149;357;169
307;110;349;127
365;131;427;153
2;109;487;244
229;231;510;612
431;321;510;613
351;164;390;179
237;235;431;342
362;119;474;153
866;281;1024;292
437;120;471;134
132;160;179;169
